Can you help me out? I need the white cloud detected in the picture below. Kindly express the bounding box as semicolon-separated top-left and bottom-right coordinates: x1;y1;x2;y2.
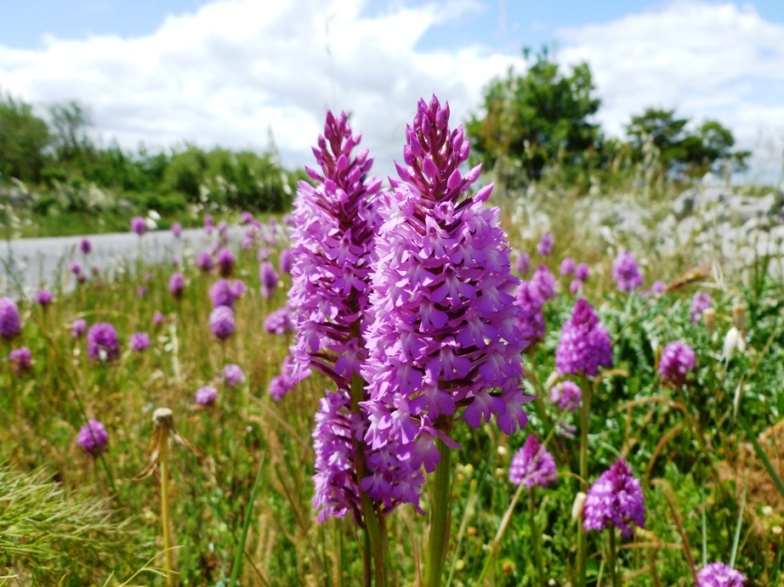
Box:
3;0;781;183
555;1;784;181
0;0;521;178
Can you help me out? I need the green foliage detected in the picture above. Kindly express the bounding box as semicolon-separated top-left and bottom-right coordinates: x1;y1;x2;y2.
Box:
626;108;751;176
467;48;602;183
0;94;299;236
0;199;781;584
0;92;50;183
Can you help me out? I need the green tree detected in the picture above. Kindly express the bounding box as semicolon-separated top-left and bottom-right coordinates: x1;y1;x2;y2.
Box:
466;48;602;182
49;100;94;162
0;93;50;182
625;108;750;175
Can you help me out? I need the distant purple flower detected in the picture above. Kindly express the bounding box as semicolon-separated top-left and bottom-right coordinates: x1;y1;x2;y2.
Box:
195;385;218;406
129;332;150;353
515;250;530;275
696;563;746;587
80;237;92;255
259;262;278;298
269;356;296;401
223;363;245;387
556;298;613;377
658;341;695;386
264;306;294;334
691;292;712;323
257;247;270;262
137;286;146;298
9;347;32;374
612;251;643;292
209;279;239;309
144;272;153;282
34;289;52;306
204;214;214;234
531;264;556;300
210;306;235;340
362;95;529;507
241;233;254;250
87;323;120;361
569;279;582;294
153;312;165;326
0;297;21;340
197;251;214;273
279;248;293;274
69;261;82;275
583;458;646;539
217;247;235;277
282;213;294;227
171;256;181;267
171;222;182;238
77;419;109;456
241;211;253;224
515;280;546;346
560;257;576;276
537;233;554;256
217;220;229;236
576;263;590;281
168;272;185;299
71;318;87;338
131;216;147;236
651;280;666;294
509;435;557;488
230;279;246;299
550;381;582;412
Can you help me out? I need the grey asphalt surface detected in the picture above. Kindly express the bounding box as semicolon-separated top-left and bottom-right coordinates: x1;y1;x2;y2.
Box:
0;227;230;296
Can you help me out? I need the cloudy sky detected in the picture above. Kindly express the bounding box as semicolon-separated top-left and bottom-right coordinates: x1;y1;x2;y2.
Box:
1;0;783;181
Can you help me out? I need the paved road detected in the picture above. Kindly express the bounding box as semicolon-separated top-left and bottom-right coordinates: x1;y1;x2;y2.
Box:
0;227;238;296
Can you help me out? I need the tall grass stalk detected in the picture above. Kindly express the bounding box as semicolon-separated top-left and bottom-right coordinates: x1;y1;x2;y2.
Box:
229;454;266;587
576;378;591;587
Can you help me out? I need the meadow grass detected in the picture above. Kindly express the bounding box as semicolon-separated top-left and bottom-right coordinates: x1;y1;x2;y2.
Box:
0;187;783;586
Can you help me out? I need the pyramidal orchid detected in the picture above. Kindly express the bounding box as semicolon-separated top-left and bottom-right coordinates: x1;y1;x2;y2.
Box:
286;109;410;584
361;96;529;586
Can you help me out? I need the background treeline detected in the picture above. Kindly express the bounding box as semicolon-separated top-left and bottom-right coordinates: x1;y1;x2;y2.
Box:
0;96;302;236
0;48;755;236
467;48;752;193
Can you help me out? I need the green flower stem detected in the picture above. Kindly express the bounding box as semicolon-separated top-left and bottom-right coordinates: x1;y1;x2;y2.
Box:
349;373;387;587
577;378;592;587
159;420;175;587
529;488;545;587
424;437;452;587
609;528;620;587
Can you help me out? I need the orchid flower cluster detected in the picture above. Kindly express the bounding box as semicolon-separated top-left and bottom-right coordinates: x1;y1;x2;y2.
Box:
284;98;530;530
286;109;423;522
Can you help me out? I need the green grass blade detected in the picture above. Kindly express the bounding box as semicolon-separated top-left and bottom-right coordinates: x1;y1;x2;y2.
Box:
229;455;266;587
738;415;784;499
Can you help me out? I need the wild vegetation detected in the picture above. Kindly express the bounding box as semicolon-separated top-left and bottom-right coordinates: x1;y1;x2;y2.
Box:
0;52;781;587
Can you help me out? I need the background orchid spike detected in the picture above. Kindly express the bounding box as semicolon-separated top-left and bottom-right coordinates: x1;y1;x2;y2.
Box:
363;94;530;488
